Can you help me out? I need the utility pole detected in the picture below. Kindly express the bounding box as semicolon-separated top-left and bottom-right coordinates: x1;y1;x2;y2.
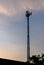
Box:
26;10;32;62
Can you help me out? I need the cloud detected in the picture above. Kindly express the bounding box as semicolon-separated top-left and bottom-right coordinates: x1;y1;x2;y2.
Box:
0;0;44;24
21;0;44;11
0;0;44;16
0;4;16;16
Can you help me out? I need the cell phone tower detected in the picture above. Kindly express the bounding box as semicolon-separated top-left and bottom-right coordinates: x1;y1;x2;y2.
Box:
26;10;32;62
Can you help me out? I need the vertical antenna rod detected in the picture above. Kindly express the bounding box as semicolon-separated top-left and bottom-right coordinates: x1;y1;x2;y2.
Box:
26;10;32;62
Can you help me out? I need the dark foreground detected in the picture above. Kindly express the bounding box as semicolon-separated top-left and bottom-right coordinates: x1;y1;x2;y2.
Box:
0;58;43;65
0;58;34;65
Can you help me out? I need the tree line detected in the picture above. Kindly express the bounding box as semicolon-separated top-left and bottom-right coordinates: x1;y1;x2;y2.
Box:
29;54;44;65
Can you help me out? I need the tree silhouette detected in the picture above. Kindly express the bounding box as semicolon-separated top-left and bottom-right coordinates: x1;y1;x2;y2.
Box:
29;54;44;65
42;54;44;65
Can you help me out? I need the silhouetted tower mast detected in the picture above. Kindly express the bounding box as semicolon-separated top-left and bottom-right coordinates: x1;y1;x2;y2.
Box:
26;10;32;62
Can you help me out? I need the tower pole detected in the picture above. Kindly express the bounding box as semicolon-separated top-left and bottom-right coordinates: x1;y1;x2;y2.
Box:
26;11;32;62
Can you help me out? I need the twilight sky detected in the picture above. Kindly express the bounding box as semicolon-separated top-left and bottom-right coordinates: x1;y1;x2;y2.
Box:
0;0;44;62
